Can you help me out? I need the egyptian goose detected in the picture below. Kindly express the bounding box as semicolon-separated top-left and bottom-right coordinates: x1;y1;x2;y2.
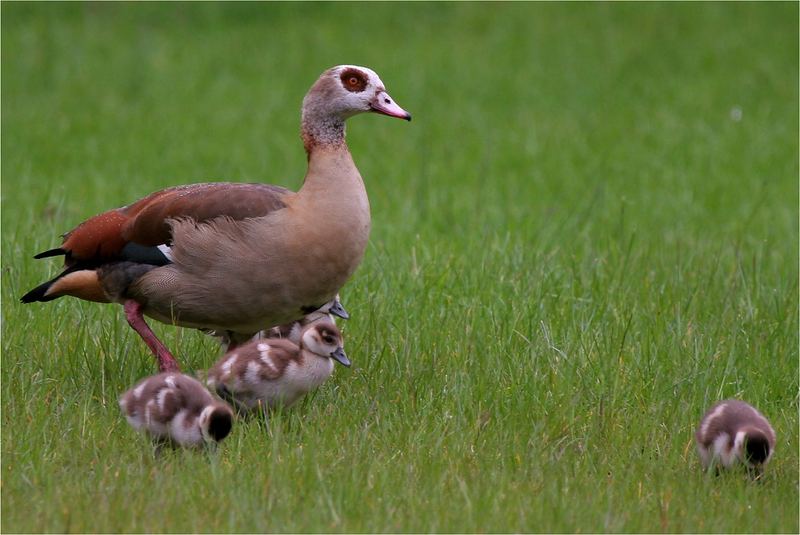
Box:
21;66;410;372
695;399;776;474
119;372;234;448
206;320;348;411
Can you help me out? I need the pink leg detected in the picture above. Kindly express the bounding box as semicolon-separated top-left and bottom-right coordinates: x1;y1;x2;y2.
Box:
123;300;180;372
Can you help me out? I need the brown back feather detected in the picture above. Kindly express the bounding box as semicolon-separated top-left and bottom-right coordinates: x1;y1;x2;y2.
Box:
57;183;292;263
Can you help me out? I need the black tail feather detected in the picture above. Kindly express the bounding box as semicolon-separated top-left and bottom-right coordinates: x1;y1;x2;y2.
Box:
20;280;59;303
33;248;66;260
20;262;90;304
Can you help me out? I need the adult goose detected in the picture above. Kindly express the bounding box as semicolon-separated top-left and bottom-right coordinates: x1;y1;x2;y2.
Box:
21;65;410;372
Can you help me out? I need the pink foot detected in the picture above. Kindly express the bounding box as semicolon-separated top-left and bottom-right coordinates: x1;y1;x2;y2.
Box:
123;300;180;372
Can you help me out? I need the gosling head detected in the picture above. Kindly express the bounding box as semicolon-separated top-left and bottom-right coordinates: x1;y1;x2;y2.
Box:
199;403;234;445
301;321;350;367
320;294;349;320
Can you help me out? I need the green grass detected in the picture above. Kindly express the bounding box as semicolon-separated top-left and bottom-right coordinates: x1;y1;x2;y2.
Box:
2;2;798;532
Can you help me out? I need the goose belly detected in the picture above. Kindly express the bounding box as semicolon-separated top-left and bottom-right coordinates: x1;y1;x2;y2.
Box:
133;214;368;333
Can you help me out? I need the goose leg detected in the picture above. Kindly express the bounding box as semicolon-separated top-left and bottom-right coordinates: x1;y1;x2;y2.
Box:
123;300;180;372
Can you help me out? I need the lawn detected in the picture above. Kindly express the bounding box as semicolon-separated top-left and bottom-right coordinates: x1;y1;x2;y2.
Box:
2;2;798;533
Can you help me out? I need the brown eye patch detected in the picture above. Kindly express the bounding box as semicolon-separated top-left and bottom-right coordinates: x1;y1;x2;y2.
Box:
317;327;339;344
340;68;368;92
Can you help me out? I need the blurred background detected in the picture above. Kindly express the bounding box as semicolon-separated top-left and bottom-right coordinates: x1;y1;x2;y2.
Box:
2;3;797;532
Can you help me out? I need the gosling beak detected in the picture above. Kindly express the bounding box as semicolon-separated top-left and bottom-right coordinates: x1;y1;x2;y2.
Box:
328;300;350;320
330;347;351;367
370;91;411;121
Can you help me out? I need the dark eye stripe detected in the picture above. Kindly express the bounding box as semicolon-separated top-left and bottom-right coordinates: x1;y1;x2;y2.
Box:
340;68;368;93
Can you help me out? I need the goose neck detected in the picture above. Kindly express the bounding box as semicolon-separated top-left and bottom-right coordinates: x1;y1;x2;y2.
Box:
301;111;346;155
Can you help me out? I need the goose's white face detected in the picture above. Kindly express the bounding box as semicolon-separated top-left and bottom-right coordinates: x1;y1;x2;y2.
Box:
306;65;411;122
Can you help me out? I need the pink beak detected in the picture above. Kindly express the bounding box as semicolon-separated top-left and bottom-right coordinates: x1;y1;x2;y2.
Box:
370;91;412;121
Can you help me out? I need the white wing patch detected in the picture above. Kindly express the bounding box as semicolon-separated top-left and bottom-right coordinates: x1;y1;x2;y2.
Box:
157;244;174;262
222;354;238;379
157;387;174;412
699;403;726;439
132;381;147;399
246;361;262;386
259;351;278;376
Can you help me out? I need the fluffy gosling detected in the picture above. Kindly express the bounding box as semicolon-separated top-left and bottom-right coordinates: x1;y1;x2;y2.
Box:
120;372;234;448
696;399;776;475
207;321;349;411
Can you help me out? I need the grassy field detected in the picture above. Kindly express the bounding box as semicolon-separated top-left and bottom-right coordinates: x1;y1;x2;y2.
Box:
2;2;797;533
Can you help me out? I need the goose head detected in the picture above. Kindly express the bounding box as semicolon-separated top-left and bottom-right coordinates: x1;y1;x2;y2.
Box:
302;65;411;124
301;321;350;367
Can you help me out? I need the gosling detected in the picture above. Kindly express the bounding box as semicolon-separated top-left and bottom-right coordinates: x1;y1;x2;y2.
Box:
207;321;349;412
262;294;349;344
120;372;234;448
696;399;776;474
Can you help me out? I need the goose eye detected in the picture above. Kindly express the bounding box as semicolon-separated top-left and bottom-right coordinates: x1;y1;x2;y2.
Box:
340;69;367;92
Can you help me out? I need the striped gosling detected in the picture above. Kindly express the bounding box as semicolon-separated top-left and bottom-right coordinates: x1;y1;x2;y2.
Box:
120;372;234;448
263;294;349;344
213;295;348;351
207;321;349;412
696;399;776;474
